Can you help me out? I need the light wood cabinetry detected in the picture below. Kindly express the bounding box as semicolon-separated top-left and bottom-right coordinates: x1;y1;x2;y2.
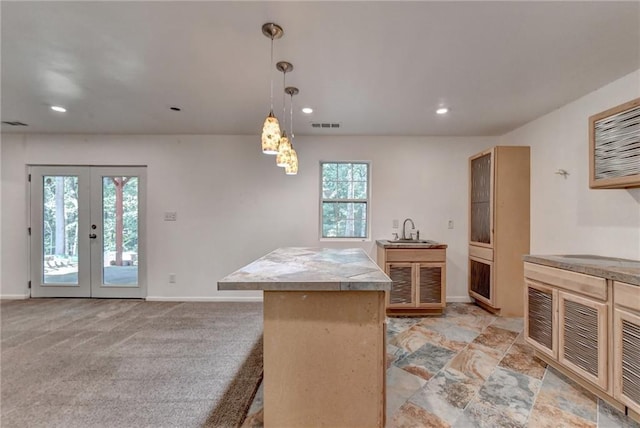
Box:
524;261;640;423
524;262;609;391
469;146;530;316
589;98;640;189
613;281;640;415
524;280;557;359
558;291;608;390
377;245;446;316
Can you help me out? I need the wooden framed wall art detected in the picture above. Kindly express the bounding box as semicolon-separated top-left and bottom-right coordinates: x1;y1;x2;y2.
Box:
589;98;640;189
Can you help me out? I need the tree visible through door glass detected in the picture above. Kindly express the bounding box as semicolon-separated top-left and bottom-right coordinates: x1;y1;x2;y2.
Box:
42;176;79;284
102;177;139;285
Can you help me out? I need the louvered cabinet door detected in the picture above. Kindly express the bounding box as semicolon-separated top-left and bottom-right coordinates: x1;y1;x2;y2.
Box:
558;291;608;390
524;281;557;359
416;263;445;308
386;263;416;308
469;257;493;306
614;308;640;414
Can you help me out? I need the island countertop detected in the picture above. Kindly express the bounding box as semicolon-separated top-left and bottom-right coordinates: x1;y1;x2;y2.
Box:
523;254;640;286
218;247;392;291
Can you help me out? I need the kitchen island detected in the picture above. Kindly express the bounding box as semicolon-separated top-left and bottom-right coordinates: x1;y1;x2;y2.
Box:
218;247;392;428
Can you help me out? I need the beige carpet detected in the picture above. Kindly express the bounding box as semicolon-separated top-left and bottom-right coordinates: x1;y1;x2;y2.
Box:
1;298;263;428
205;336;263;427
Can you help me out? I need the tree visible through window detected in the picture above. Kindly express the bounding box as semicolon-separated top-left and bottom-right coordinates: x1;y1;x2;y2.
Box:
321;162;369;238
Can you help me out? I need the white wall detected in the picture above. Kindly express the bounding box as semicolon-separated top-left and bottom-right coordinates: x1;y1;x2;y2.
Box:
0;135;2;295
1;134;492;300
500;69;640;259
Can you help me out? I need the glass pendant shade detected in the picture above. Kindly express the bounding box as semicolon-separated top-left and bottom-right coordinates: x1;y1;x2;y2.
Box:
285;148;298;175
276;132;292;167
261;111;281;154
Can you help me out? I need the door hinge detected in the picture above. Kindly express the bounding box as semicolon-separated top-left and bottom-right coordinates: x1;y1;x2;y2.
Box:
28;227;31;235
28;174;31;182
28;281;31;289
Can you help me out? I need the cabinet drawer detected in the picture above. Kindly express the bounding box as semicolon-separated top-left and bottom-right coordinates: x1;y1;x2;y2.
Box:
469;245;493;261
614;281;640;313
386;249;446;263
524;263;607;301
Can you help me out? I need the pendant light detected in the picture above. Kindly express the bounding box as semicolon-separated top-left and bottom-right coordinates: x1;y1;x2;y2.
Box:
276;61;293;167
285;86;299;175
261;23;283;155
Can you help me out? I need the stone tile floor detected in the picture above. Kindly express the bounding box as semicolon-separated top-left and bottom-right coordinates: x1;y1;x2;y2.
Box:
243;303;640;428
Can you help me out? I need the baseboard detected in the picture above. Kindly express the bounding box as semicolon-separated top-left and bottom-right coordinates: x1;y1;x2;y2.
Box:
145;296;264;302
446;296;473;303
0;294;30;300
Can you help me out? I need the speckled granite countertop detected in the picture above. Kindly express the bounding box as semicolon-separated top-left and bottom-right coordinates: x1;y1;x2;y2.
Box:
523;254;640;286
218;247;391;291
376;239;448;249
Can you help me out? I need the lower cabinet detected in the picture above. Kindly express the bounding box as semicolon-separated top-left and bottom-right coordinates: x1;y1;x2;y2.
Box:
558;291;608;390
524;262;640;423
378;247;447;316
613;281;640;415
524;280;557;359
524;262;609;391
469;256;493;306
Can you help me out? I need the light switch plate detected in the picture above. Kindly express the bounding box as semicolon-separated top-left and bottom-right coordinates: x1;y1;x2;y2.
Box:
164;211;177;221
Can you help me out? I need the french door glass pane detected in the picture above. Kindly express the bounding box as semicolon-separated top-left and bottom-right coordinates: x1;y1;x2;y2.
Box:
102;176;138;285
43;176;79;284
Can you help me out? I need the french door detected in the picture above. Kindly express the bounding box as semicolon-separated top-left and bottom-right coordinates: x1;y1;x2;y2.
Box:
30;166;146;298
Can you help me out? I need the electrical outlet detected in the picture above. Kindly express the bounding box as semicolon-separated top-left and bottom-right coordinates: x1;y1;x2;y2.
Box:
448;220;454;229
169;273;176;283
164;211;177;221
392;219;399;229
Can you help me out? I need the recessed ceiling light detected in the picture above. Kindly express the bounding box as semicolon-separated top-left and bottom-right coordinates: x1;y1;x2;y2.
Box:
302;107;313;114
436;107;449;115
51;105;67;113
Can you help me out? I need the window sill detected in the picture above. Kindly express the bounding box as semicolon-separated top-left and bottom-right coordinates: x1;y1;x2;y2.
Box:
319;237;371;243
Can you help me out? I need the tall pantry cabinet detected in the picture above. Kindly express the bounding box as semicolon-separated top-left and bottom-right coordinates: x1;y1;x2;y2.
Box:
468;146;530;316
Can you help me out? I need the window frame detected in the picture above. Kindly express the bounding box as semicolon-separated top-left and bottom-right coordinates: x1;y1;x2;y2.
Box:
318;161;371;241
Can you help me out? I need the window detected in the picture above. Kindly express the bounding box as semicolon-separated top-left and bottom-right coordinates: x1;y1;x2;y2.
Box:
320;162;369;239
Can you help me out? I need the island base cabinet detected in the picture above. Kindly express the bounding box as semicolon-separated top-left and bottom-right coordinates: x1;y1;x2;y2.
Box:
263;290;386;428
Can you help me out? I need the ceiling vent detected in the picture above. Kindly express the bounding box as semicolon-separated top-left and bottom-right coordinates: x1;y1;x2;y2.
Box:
2;121;28;126
311;123;340;128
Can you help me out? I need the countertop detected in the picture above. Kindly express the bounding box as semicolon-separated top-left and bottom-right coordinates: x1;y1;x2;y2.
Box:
376;239;448;249
218;247;392;292
523;254;640;287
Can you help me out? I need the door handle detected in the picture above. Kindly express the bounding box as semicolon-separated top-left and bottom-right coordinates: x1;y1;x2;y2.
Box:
89;233;97;239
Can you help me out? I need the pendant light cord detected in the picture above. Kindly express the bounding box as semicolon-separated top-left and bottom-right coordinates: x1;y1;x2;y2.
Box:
282;70;287;131
290;93;294;139
269;36;274;112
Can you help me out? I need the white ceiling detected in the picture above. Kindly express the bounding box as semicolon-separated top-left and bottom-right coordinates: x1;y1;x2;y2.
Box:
2;1;639;136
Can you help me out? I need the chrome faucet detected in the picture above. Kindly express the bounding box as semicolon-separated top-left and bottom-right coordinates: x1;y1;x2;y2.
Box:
401;218;415;240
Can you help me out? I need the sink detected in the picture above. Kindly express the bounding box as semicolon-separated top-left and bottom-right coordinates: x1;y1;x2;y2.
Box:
393;239;436;244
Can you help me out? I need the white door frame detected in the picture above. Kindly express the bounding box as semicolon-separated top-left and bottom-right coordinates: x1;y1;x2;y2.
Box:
29;165;147;299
